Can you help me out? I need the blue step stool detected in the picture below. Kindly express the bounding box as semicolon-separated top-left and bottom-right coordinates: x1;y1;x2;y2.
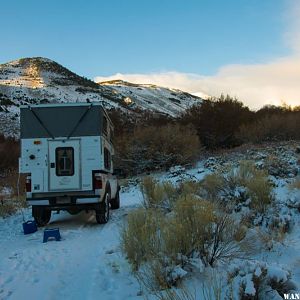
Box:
23;220;37;235
43;228;61;243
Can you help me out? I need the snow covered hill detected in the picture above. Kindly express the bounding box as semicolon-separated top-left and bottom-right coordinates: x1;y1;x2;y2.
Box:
98;79;202;116
0;57;203;137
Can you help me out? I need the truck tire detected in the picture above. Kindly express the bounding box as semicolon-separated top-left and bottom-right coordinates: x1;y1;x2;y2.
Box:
32;206;51;227
95;190;110;224
110;189;120;210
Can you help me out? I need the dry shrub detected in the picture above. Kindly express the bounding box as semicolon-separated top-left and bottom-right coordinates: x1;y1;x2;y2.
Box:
155;287;195;300
200;161;273;213
137;261;195;300
178;180;201;197
235;161;258;186
0;134;19;170
232;161;272;212
290;177;300;190
162;196;216;262
123;195;242;277
0;170;26;217
237;113;300;143
263;155;298;178
202;272;223;300
124;177;245;292
246;176;272;212
140;177;177;211
167;196;242;266
115;124;201;174
137;260;171;291
121;208;162;270
229;260;294;300
237;162;272;211
199;173;225;201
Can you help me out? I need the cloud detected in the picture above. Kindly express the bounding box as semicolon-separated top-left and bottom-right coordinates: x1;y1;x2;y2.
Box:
95;1;300;110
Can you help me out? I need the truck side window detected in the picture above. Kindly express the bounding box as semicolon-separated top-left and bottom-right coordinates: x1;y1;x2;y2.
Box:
56;147;74;176
104;147;111;170
103;116;108;136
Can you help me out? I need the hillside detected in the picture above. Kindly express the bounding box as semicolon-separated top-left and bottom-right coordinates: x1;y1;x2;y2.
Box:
0;57;203;137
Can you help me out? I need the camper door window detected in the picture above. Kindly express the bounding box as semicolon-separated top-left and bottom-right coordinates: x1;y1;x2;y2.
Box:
55;147;74;176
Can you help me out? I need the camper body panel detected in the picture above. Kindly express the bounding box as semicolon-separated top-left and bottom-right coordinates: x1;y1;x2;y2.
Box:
20;135;117;200
19;103;119;225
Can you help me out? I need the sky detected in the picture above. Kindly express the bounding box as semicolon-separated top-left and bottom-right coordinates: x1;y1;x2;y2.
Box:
1;0;299;108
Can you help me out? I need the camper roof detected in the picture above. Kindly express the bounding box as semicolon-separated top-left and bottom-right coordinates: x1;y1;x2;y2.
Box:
20;103;110;139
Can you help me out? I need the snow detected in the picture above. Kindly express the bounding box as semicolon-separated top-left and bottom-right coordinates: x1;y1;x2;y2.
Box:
0;186;143;300
1;144;300;299
244;274;256;296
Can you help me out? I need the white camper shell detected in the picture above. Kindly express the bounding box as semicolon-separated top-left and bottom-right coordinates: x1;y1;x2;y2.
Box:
19;103;120;226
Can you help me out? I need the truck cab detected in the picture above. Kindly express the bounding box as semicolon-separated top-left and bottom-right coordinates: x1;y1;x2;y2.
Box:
19;103;120;226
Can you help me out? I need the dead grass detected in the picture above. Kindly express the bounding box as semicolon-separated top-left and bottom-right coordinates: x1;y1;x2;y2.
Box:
0;170;27;217
290;177;300;190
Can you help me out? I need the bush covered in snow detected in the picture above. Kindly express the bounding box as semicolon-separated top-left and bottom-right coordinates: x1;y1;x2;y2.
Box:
228;260;297;299
199;161;273;214
122;178;244;290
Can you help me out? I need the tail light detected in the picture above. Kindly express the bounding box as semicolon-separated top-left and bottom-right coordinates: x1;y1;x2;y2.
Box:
93;171;102;190
26;175;32;193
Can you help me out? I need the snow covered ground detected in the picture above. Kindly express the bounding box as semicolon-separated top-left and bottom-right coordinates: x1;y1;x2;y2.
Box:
1;144;300;299
0;187;144;300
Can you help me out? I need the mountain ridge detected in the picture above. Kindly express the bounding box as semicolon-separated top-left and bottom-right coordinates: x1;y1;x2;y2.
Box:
0;57;203;136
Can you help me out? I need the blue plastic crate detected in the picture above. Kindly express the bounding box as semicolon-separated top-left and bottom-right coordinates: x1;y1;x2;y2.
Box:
23;220;38;235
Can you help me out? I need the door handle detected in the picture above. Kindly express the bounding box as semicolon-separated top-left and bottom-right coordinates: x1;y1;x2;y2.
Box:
50;163;55;168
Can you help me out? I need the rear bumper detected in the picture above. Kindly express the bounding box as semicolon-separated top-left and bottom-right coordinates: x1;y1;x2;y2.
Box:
27;189;104;207
28;197;100;206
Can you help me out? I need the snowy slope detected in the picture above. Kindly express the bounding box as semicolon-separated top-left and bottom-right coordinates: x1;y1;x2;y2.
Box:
98;80;202;116
1;143;300;299
0;57;203;137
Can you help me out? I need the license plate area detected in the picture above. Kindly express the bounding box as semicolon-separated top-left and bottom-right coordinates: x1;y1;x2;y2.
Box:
56;197;71;204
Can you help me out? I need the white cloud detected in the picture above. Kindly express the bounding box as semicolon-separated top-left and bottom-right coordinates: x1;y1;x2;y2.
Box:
95;1;300;110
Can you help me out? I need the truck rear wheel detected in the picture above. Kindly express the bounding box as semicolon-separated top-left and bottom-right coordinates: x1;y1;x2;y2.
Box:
110;189;120;210
95;190;110;224
32;206;51;227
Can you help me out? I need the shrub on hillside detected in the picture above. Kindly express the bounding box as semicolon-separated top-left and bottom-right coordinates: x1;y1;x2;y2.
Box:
122;179;243;289
263;155;298;178
0;134;19;170
180;95;254;149
228;261;296;299
115;124;201;175
121;208;162;270
237;113;300;143
199;161;273;213
0;170;26;217
140;177;178;211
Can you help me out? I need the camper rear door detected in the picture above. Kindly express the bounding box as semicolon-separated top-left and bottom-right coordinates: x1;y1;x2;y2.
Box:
48;140;81;191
